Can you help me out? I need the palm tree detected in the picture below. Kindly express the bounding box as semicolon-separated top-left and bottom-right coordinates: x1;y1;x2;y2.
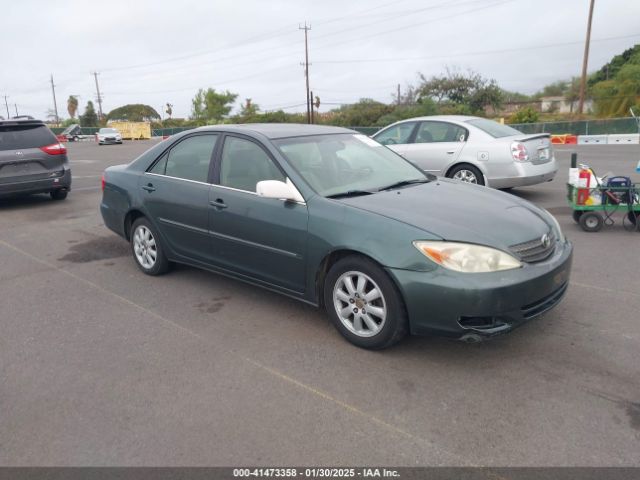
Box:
67;96;79;119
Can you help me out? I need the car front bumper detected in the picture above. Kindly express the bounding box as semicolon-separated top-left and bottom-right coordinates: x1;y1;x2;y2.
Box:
487;158;558;188
0;168;72;198
387;239;573;339
99;137;123;144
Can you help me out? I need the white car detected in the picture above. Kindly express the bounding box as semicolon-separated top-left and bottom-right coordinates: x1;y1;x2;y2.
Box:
372;115;558;188
97;128;123;145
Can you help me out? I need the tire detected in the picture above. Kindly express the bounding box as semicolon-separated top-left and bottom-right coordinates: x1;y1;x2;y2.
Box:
323;255;407;349
572;210;583;224
50;189;68;200
447;164;485;186
130;217;170;275
579;212;603;232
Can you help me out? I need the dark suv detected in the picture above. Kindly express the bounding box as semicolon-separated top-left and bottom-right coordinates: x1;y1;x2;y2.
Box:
0;119;71;200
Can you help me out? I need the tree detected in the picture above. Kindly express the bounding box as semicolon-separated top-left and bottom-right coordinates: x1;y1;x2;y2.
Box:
564;77;581;112
416;68;502;115
67;96;79;119
376;98;438;126
107;104;160;122
589;44;640;87
329;99;393;127
234;98;260;123
190;88;238;125
509;106;539;124
536;80;567;98
165;103;173;118
80;101;98;127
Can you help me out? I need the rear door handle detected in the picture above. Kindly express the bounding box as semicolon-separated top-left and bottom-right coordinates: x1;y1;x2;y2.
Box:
142;183;156;192
446;150;456;154
209;198;228;209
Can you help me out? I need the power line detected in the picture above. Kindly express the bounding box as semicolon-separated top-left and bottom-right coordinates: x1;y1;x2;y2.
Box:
313;33;640;64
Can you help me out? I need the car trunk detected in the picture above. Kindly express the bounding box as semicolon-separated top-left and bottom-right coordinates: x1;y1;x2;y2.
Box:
0;124;65;184
501;133;553;165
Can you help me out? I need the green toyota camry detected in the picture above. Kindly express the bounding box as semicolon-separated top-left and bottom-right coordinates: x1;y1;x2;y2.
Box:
100;124;572;349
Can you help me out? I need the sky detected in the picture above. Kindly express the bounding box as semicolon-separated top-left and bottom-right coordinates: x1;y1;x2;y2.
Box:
1;0;639;120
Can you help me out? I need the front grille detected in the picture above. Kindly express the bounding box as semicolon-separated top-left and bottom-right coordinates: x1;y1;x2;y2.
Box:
510;231;555;263
521;282;568;319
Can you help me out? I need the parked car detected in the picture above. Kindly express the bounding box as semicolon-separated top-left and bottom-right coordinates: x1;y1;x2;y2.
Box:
97;127;123;145
0;118;71;200
372;115;558;188
101;124;572;349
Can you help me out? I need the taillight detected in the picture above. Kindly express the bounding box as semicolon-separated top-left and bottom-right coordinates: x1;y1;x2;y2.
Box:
40;143;67;155
510;142;529;162
101;173;106;191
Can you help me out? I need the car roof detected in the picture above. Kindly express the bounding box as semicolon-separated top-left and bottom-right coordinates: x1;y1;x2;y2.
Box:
393;115;481;123
0;118;45;127
194;123;357;139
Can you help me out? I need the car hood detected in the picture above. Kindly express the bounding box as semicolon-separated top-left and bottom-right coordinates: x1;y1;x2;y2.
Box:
99;132;120;136
340;179;552;248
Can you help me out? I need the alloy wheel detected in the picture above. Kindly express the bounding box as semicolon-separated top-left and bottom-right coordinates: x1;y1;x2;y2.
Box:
333;271;387;337
133;225;157;269
452;169;478;184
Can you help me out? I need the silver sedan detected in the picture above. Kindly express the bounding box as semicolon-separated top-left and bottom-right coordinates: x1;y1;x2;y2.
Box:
372;115;558;188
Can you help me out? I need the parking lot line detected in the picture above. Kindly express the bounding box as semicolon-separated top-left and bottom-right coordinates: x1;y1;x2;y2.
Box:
0;235;467;465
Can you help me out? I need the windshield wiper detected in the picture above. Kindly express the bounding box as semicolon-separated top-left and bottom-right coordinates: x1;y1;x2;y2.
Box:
326;190;375;199
377;178;431;191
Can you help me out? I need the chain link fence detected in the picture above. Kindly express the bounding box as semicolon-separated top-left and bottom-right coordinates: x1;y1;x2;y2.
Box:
510;117;639;136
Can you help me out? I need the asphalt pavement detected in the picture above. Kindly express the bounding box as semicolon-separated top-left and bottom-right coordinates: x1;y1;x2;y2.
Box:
1;140;639;466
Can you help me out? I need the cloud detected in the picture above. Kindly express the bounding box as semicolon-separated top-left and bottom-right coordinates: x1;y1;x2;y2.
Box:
1;0;638;119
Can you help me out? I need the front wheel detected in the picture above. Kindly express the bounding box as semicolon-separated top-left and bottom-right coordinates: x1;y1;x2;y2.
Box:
447;164;485;186
579;212;603;232
324;255;407;349
130;218;170;275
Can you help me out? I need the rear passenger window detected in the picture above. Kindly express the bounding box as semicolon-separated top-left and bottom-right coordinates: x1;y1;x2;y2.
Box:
160;135;218;182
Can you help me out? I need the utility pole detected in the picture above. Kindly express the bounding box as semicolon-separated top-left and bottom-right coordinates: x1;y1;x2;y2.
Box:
577;0;595;115
310;90;314;124
92;71;104;120
397;84;401;105
50;75;60;125
3;95;9;118
14;104;18;116
299;22;311;124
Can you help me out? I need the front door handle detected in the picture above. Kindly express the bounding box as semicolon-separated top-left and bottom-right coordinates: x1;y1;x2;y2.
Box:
446;150;456;154
209;198;228;209
142;183;156;192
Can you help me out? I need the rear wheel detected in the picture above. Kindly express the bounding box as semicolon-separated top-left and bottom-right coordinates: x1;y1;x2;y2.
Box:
572;210;583;224
579;212;603;232
324;255;407;349
130;218;170;275
50;189;68;200
448;164;485;186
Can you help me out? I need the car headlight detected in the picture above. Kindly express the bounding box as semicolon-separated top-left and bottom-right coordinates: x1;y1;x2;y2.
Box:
413;241;522;273
545;210;565;243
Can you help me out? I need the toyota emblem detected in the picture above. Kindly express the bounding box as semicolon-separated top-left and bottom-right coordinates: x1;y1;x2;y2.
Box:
541;233;551;248
15;151;24;157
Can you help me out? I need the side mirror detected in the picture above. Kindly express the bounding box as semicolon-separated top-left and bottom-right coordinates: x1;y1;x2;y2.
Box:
256;179;305;203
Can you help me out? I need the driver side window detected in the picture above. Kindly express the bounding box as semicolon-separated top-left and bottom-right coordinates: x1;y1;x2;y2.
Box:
219;136;285;192
374;122;416;146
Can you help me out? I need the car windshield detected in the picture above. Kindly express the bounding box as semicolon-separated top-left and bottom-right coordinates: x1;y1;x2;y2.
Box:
100;128;117;134
466;118;523;138
274;133;428;197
